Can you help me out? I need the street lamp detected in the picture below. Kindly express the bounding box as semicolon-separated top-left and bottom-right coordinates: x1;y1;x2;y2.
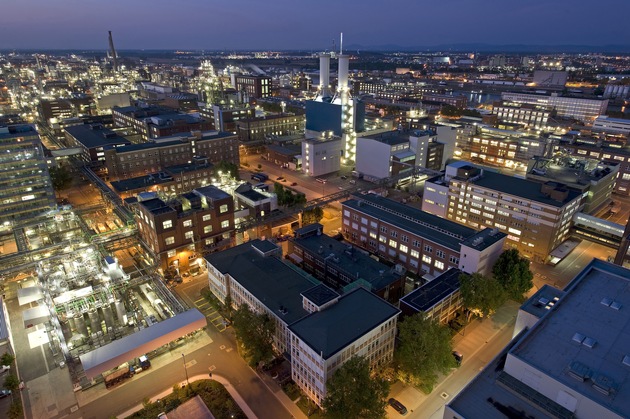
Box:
182;353;189;386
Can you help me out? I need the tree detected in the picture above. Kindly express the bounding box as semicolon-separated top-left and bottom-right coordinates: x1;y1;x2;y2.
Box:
302;206;324;225
459;273;506;319
214;161;239;179
274;183;286;204
492;249;534;301
232;304;275;367
395;314;456;393
0;353;14;367
440;105;462;118
3;374;18;392
49;165;73;192
322;356;389;419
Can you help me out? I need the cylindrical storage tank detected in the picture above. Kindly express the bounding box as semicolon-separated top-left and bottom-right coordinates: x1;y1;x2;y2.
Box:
60;322;72;340
101;305;114;330
75;314;88;336
68;316;77;333
115;302;126;325
338;55;349;94
319;53;331;95
88;310;101;334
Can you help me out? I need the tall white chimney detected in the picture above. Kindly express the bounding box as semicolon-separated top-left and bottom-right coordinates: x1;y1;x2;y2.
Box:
338;54;349;100
319;53;331;98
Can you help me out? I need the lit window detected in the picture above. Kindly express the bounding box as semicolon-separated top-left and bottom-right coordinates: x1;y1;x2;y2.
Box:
165;236;175;245
204;225;213;234
183;220;192;227
203;214;211;221
422;255;432;264
163;220;173;229
221;220;230;228
220;204;229;213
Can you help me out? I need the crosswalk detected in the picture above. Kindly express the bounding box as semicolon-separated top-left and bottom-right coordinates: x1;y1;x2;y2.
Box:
194;297;227;332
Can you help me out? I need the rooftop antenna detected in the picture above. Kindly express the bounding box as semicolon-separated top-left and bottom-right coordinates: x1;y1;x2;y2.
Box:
108;30;118;72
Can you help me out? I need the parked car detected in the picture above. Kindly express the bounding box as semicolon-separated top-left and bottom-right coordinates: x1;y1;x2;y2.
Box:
340;175;348;180
0;389;11;398
452;350;463;366
276;176;285;181
0;365;9;374
388;398;408;415
349;179;356;185
290;182;298;186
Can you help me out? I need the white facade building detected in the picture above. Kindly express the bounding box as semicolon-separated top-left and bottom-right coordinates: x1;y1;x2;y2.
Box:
501;92;608;122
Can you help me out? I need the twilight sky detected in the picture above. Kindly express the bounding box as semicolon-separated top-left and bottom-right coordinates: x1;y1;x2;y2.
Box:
2;0;628;50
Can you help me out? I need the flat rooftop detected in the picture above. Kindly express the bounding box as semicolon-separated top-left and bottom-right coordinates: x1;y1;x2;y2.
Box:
400;268;461;313
65;124;129;149
519;284;565;319
291;233;401;292
289;287;399;359
510;260;630;416
343;193;476;251
459;169;582;207
361;130;409;146
204;240;317;325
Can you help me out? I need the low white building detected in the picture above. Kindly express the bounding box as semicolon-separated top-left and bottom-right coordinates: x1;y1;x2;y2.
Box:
302;135;343;177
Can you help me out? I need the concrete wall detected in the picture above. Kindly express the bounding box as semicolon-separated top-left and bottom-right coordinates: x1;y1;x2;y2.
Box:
356;138;391;179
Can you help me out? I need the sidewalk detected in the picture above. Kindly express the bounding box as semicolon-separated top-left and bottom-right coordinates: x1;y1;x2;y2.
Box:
255;367;307;419
117;373;257;419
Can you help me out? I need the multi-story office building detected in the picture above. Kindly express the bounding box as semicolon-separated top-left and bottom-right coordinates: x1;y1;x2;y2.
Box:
232;74;272;99
64;124;130;164
445;259;630;419
289;287;399;407
592;115;630;135
491;101;552;129
235;113;305;144
204;239;400;408
134;186;234;271
355;129;444;180
204;239;317;353
112;105;213;140
38;96;94;126
557;138;630;196
302;136;343;177
0;125;56;227
200;105;255;133
342;193;506;279
526;157;618;214
423;162;583;262
287;223;406;303
104;131;238;180
110;161;215;200
501;92;608;123
456;124;556;171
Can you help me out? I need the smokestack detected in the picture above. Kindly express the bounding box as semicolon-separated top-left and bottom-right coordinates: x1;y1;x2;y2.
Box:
338;54;349;97
319;53;331;98
108;31;118;73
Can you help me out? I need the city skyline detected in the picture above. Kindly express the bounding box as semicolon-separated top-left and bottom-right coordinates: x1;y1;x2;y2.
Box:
2;0;629;51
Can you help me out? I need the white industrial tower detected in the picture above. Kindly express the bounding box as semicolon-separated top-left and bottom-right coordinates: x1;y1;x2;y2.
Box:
334;34;356;164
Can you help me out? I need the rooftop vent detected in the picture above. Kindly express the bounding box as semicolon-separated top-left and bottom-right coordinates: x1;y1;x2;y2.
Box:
623;355;630;367
568;361;591;382
572;332;585;344
538;297;550;306
583;337;597;349
601;297;612;307
592;374;615;396
611;301;622;310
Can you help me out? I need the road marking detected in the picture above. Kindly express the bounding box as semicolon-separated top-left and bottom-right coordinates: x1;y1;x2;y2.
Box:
440;392;449;400
220;345;226;350
209;365;216;371
226;347;233;353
